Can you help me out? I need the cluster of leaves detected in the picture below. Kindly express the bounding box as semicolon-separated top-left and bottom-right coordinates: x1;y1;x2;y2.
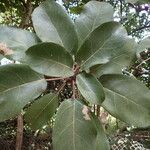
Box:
0;0;150;149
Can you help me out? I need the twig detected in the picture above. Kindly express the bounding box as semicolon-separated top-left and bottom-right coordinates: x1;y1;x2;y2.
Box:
46;77;68;81
136;57;150;69
129;24;150;35
96;105;101;117
57;81;67;94
120;0;123;22
15;114;23;150
71;79;76;99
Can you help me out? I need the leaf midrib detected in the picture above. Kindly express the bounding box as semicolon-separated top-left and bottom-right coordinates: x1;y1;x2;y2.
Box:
29;55;73;71
0;79;44;94
77;75;99;103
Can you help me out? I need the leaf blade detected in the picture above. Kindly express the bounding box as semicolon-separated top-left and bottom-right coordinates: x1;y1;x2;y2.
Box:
0;26;40;62
100;74;150;127
32;0;78;54
75;1;114;48
25;42;74;77
53;99;110;150
0;64;47;122
76;72;105;104
25;93;58;130
76;22;136;72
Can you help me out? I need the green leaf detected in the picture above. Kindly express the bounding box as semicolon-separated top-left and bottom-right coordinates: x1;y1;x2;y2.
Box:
90;56;133;77
137;37;150;54
76;72;105;104
25;42;74;77
25;93;58;130
0;64;47;122
53;99;110;150
76;22;136;72
32;0;78;54
100;74;150;127
75;1;113;48
0;26;40;62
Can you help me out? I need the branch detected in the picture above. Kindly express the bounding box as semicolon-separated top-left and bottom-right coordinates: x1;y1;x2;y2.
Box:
46;77;68;81
15;114;23;150
129;24;150;35
120;0;123;22
71;79;76;99
136;57;150;69
19;0;33;28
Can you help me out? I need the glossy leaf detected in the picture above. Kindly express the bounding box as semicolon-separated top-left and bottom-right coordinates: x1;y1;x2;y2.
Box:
76;72;105;104
25;93;58;130
75;1;113;48
76;22;136;72
0;26;40;62
53;99;110;150
0;64;47;122
32;0;78;54
100;74;150;127
25;42;74;77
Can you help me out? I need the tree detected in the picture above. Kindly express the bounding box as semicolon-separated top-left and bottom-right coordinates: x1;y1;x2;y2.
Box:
0;0;150;149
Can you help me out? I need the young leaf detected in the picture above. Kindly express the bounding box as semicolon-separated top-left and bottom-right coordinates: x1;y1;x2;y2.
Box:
100;74;150;127
32;0;78;54
0;26;40;62
25;42;74;77
76;22;136;72
75;1;114;48
25;93;58;130
76;72;105;104
0;64;47;122
53;99;110;150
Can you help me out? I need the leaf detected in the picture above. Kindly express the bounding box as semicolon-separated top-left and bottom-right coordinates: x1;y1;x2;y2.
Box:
32;0;78;54
53;99;110;150
76;72;105;104
75;1;114;48
137;37;150;54
25;42;74;77
76;21;136;72
100;74;150;127
0;64;47;122
0;26;40;62
25;93;58;130
90;56;133;77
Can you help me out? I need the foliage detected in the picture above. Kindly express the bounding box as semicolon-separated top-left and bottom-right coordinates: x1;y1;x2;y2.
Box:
0;0;150;149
